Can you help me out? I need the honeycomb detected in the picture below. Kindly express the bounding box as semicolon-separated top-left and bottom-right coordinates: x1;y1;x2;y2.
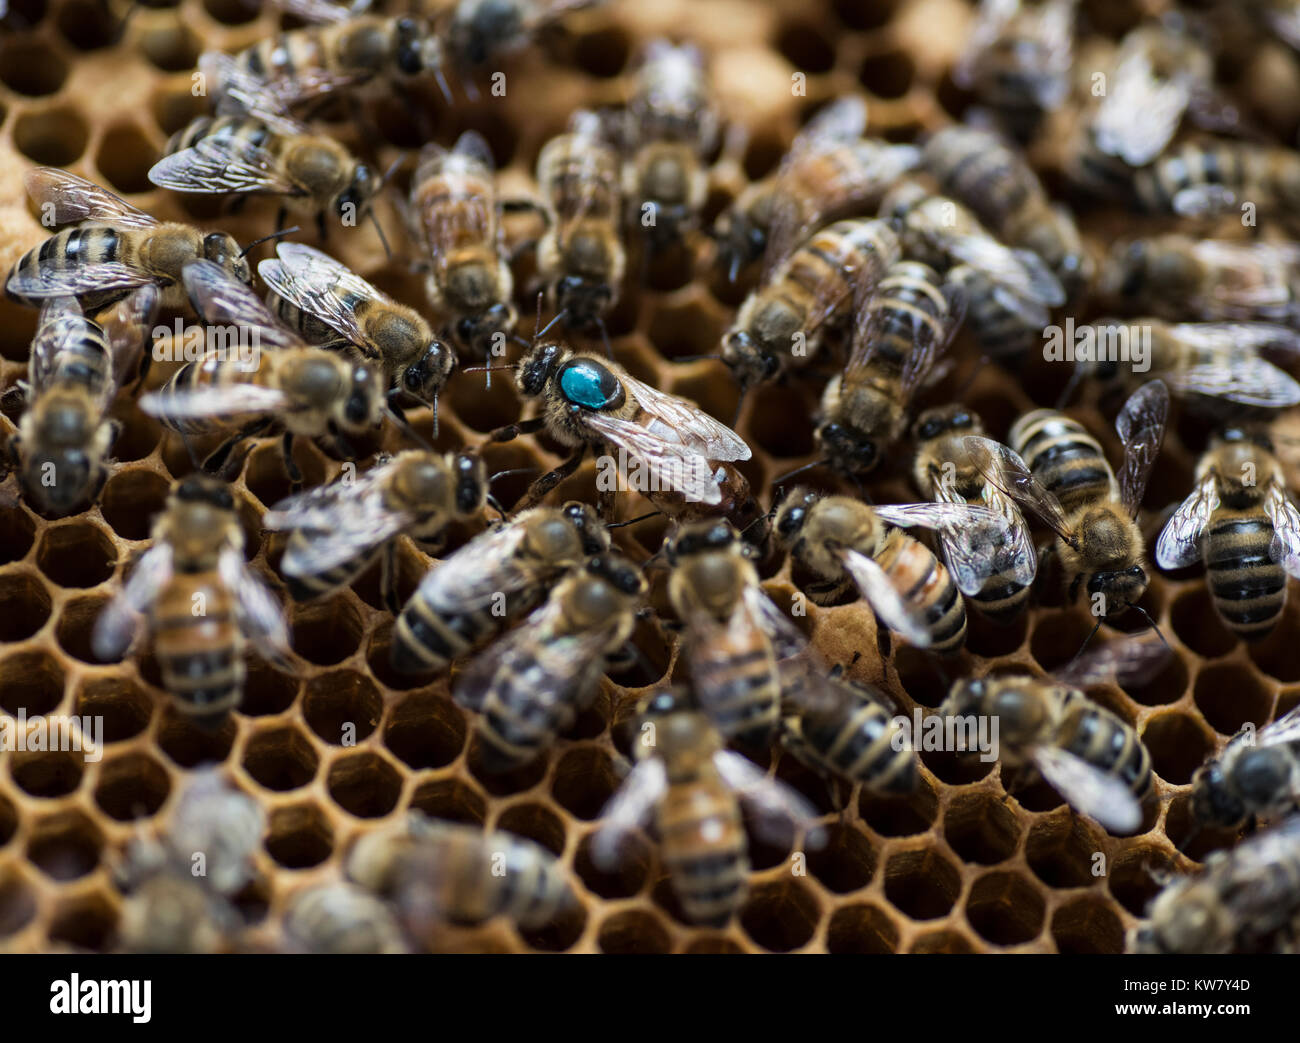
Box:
1;0;1298;954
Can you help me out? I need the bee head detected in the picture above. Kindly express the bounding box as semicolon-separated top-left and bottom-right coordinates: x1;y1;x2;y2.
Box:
561;501;610;555
450;0;521;65
401;340;454;406
451;451;488;515
584;553;646;598
554;275;612;330
773;486;819;547
23;447;94;514
1085;564;1147;616
721;329;779;389
518;341;565;398
342;361;382;431
455;301;517;360
203;232;251;284
942;677;985;718
1217;425;1273;453
816;419;879;475
335;164;378;220
913;405;977;443
171;474;235;513
667;519;736;563
1189;760;1248;830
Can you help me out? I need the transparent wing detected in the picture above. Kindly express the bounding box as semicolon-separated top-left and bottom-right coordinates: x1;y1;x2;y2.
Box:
1031;745;1143;834
28;297;88;393
946;233;1065;315
875;502;1010;597
274;488;413;578
92;544;174;660
714;750;826;849
961;435;1074;542
183;260;305;353
1256;704;1300;749
619;372;751;461
583;412;722;505
140;383;289;419
839;548;933;648
149;135;302;197
259;242;384;349
1171;183;1238;219
218;548;290;661
589;759;667;871
1154;472;1217;570
742;584;809;660
1053;635;1171;689
1116;379;1169;518
1264;480;1300;580
873;501;1004;533
7;261;155;299
1158;326;1300;406
24;167;158;229
1094;48;1188;165
201;50;365;114
263;458;394;531
101;284;161;388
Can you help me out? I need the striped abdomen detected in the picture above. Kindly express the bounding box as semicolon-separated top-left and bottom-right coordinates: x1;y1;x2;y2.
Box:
1134;143;1256;215
427;830;572;928
390;587;542;674
414;165;496;266
948;265;1039;361
1011;409;1117;515
475;652;592;771
283;533;380;602
658;772;749;926
858;260;949;374
874;529;966;653
153;348;270;435
10;226;130;308
794;685;916;794
45;316;115;394
688;613;781;747
774;218;898;324
539;137;621;224
153;576;243;720
925;128;1040;232
1204;509;1286;640
1057;691;1152;800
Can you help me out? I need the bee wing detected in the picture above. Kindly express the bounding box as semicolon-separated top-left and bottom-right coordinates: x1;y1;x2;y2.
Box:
838;548;934;648
101;284;161;389
1094;48;1188;166
259;243;380;348
149;134;302;197
873;501;1004;533
92;543;174;660
742;584;810;660
621;373;751;461
417;523;542;613
274;0;362;23
6;261;155;300
589;759;667;871
140;382;289;419
1030;745;1143;835
875;501;1012;596
451;128;496;169
714;750;827;850
582;413;723;505
556;110;620;229
24;167;159;229
28;297;88;393
275;485;412;579
200;50;363;114
218;548;290;662
1264;480;1300;580
1160;359;1300;411
900;277;966;398
183;260;304;353
946;234;1065;315
1053;634;1171;689
1189;241;1300;313
954;0;1018;88
961;435;1074;543
1116;379;1170;518
1256;703;1300;748
1155;472;1217;571
1171;183;1237;219
264;457;393;531
792;96;868;148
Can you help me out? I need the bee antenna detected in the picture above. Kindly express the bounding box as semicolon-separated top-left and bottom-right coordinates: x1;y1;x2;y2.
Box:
379;155;405;190
384;406;435;452
1133;605;1172;652
1055;364;1087;411
536;308;568;341
533;292;544;338
368;210;394;261
607;509;660;530
597;316;614;360
771;459;826;488
730;386;748;429
728;251;742;284
430;391;439;439
1065;618;1103;672
488;466;538;484
240;226;301;258
485;493;509;522
640;544;670;570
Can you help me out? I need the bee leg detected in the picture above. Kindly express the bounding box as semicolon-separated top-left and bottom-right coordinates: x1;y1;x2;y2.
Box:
276;206;289;237
597;480;617;523
281;432;304;494
203;418;272;478
381;541;400;615
516;445;586;510
315;211;329;243
128;349;153;397
487;416;547;444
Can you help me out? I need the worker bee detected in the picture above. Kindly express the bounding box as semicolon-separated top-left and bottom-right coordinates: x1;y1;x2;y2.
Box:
1100;236;1300;324
1132;140;1300;221
665;520;809;747
1130;814;1300;953
939;639;1165;834
953;0;1077;139
283;882;408;954
591;689;824;926
1156;427;1300;640
921;124;1091;301
912;405;1038;622
139;260;385;483
722;217;901;392
4;289;156;515
452;553;645;772
260;241;455;421
389;501;607;675
446;0;604;69
712;96;919;282
348;814;577;932
969;380;1171;619
620;39;719;252
1189;705;1300;832
409;130;517;360
148;111;381;239
534;110;627;331
91;475;290;724
813;259;965;476
6;168;249;312
264;450;488;608
774;488;1008;653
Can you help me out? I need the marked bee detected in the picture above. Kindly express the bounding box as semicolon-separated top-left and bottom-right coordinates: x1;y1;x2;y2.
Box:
1130;814;1300;953
968;380;1170;619
140;260;385;483
446;0;604;69
774;488;1007;653
390;501;607;675
1101;235;1300;324
452;553;645;771
1132;141;1300;222
1156;427;1300;640
1190;705;1300;831
264;449;488;607
5;289;156;516
284;882;408;954
712;96;919;282
534;110;627;331
92;475;290;725
260;241;455;420
348;813;577;931
939;638;1165;834
722;216;901;391
814;259;965;476
591;689;824;926
913;405;1038;622
409;130;517;359
6;168;249;312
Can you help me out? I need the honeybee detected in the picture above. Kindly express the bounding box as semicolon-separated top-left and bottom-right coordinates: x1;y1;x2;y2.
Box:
665;520;809;747
953;0;1077;138
621;39;719;252
264;450;488;608
1129;141;1300;222
712;96;919;282
140;260;385;482
722;217;901;391
495;340;751;514
879;180;1065;336
534;110;627;331
1100;236;1300;324
774;488;1008;653
913;405;1038;622
5;289;156;515
452;553;645;772
91;475;290;724
389;501;607;675
117;869;239;954
1156;427;1300;640
6;168;249;312
348;814;577;932
446;0;604;69
283;882;408;954
148;111;380;238
814;259;965;476
939;639;1165;834
969;380;1171;619
921;124;1092;301
1190;705;1300;832
591;689;824;926
260;241;455;420
409;130;517;359
1130;814;1300;953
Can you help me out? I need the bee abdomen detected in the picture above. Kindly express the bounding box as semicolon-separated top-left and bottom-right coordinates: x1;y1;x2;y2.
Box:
658;785;748;926
283;536;375;601
806;703;915;793
1012;411;1115;512
391;599;501;674
1061;706;1152;799
1206;516;1286;638
153;590;243;719
880;537;966;654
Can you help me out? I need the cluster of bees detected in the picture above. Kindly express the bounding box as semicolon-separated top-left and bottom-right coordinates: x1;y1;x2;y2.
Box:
6;0;1300;953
